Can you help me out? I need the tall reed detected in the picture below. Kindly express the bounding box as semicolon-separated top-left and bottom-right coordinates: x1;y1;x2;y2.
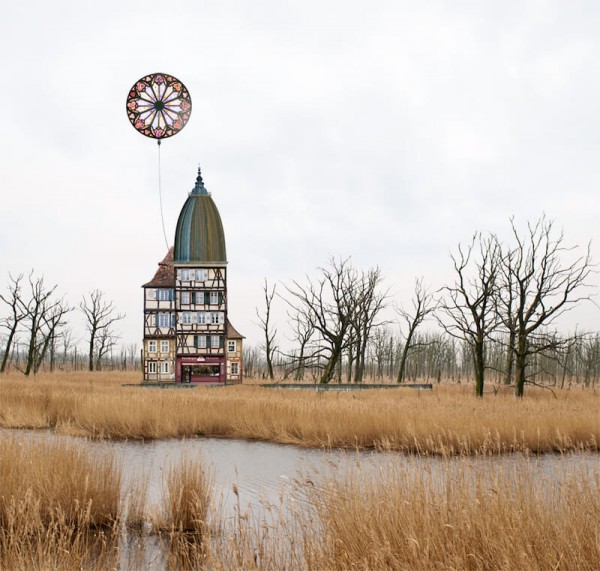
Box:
0;436;123;570
0;371;598;455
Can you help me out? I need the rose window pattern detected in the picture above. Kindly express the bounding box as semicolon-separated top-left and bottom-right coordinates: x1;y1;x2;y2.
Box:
126;73;192;140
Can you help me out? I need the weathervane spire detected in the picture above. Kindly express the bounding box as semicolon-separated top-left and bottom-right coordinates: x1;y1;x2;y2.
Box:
191;164;208;195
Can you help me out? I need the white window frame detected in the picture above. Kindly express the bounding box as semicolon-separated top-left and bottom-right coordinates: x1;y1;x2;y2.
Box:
230;362;239;375
197;312;206;325
209;291;219;305
148;361;157;373
181;312;192;325
181;291;190;305
228;340;236;353
211;335;220;349
195;269;208;281
158;289;172;301
160;340;169;353
148;340;157;353
158;313;171;327
160;361;169;374
211;312;223;325
198;335;207;349
180;269;190;281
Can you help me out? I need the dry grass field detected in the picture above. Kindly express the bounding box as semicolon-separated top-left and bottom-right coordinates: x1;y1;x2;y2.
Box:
0;371;598;455
1;434;597;570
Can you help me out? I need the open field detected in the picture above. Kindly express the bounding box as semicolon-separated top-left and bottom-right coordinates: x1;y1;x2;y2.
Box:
0;371;598;454
0;434;598;570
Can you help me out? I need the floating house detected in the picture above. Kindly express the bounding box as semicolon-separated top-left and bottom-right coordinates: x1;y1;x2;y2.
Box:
142;168;244;384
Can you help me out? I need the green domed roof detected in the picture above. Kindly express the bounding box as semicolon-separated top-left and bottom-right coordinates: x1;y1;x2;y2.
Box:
174;168;227;263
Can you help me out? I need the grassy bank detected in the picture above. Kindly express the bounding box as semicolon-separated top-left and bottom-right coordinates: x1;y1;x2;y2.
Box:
0;371;598;455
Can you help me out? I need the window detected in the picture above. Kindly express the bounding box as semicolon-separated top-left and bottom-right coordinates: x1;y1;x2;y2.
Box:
196;312;206;325
180;269;190;281
148;340;157;352
148;361;157;373
181;291;190;304
181;312;192;325
228;340;236;353
209;291;219;305
211;312;224;325
158;289;172;301
198;335;207;349
195;269;208;281
231;362;239;375
157;313;173;327
160;341;169;353
160;361;169;374
211;335;220;349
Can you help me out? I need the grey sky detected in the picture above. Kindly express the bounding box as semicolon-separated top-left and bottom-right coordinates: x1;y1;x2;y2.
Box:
1;1;599;349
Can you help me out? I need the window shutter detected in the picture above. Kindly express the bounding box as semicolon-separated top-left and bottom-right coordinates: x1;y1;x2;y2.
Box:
152;289;157;300
171;314;176;327
169;289;174;301
218;292;223;305
154;314;158;327
219;336;224;349
204;292;210;305
194;335;198;349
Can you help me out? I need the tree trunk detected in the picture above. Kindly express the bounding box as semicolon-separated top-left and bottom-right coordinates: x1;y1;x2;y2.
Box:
473;341;485;397
515;334;528;397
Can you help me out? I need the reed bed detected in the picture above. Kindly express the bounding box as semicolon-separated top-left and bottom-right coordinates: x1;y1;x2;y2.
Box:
0;371;598;456
0;436;123;570
0;429;598;569
205;454;600;570
299;456;600;571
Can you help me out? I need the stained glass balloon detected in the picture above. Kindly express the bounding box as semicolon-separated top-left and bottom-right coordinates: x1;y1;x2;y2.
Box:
126;73;192;140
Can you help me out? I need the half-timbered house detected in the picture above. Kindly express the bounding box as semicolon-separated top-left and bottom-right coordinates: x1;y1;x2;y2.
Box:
142;168;244;384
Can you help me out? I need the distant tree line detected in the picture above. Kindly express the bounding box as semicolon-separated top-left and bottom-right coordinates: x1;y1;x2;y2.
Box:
0;273;136;374
255;216;595;397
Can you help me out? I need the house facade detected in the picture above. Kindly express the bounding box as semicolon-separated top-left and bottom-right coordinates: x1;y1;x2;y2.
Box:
142;168;244;383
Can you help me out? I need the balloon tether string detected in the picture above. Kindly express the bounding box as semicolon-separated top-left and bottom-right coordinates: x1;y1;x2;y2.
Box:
157;140;169;251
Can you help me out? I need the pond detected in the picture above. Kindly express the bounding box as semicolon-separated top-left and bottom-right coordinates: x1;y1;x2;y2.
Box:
3;429;599;569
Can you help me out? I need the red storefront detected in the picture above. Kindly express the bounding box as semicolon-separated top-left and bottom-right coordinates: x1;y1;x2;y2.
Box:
176;355;226;384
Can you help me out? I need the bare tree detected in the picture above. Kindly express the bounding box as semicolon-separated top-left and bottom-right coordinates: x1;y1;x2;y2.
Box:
285;258;357;384
11;273;72;376
80;290;125;372
395;277;436;383
256;279;278;380
349;267;388;383
284;306;315;381
438;233;501;397
0;274;27;372
498;217;594;397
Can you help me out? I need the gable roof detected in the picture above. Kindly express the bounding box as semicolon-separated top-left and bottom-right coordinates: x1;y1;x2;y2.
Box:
143;247;175;288
226;319;245;339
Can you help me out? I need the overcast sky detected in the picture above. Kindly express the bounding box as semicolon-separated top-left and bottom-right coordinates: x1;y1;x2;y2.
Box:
1;1;599;350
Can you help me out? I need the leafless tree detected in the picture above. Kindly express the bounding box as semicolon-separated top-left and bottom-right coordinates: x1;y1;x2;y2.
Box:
283;306;315;381
498;217;594;397
395;277;436;383
438;233;501;397
0;274;27;372
80;290;125;372
242;344;261;378
256;279;278;380
284;258;358;384
348;267;388;382
13;273;72;376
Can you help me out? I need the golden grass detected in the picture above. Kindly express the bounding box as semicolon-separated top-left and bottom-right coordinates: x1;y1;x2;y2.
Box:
298;455;600;571
0;371;598;455
205;454;600;571
0;429;598;570
0;436;122;570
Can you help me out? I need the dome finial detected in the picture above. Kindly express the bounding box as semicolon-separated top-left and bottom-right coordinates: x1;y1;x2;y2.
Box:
191;164;208;195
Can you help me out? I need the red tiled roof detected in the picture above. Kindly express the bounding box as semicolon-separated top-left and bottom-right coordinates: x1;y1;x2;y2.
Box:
143;247;175;287
226;319;244;339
